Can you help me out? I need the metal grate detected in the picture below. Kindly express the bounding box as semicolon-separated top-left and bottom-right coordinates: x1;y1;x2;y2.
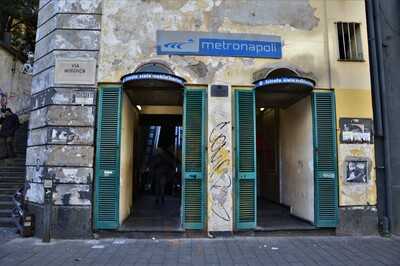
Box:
314;93;336;172
95;87;121;229
98;90;121;170
98;176;118;221
336;22;363;61
184;90;204;172
316;177;337;220
313;92;338;227
184;179;202;224
237;92;255;173
239;179;255;223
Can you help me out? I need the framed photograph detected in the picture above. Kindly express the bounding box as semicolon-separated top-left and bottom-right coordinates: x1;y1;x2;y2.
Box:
340;118;373;144
345;160;368;183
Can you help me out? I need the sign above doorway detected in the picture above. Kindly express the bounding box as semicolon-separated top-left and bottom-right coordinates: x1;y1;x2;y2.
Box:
157;31;282;59
121;72;186;87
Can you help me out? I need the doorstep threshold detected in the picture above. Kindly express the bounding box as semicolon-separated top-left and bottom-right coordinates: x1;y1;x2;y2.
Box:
117;227;185;233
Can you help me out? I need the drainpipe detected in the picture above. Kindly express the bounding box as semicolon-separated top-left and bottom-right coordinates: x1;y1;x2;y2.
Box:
365;0;391;235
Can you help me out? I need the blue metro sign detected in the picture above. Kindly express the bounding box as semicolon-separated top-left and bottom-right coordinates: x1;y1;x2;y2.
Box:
157;31;282;59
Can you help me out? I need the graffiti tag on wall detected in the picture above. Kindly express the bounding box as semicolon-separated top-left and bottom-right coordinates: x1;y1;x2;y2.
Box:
209;121;232;222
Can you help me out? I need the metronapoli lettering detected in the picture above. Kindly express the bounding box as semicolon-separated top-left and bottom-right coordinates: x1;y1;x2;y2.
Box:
200;39;279;54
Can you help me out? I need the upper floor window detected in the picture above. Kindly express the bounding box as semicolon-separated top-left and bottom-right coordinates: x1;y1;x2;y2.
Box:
336;22;364;61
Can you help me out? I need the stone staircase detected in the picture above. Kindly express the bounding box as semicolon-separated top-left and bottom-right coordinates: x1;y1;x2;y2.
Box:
0;122;28;227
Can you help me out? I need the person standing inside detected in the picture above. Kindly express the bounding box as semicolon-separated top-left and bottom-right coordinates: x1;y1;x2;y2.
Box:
149;146;175;205
0;108;20;159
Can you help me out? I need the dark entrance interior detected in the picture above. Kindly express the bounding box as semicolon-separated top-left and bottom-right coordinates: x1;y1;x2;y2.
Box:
121;114;183;231
119;63;185;231
255;68;315;230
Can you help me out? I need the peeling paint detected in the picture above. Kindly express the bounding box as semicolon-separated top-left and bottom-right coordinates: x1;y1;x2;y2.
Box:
98;0;324;85
53;184;91;205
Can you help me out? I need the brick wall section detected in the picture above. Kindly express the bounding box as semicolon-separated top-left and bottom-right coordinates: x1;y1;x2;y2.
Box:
25;0;101;238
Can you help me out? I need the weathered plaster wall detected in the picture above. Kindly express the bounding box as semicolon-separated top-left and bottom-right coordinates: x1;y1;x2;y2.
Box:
207;84;233;232
98;0;331;87
336;89;376;206
97;0;374;232
25;0;102;238
119;92;137;224
99;0;370;90
0;45;32;121
326;1;371;90
279;96;314;223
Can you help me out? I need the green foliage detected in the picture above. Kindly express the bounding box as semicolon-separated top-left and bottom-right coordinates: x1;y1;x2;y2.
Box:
0;0;39;56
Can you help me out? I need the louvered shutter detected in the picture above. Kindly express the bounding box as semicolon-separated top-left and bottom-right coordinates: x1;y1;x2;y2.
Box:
94;87;122;229
182;88;206;229
312;91;338;227
235;90;257;229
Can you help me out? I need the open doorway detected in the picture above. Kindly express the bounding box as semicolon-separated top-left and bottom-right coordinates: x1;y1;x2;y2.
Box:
123;114;183;231
255;68;315;230
118;92;184;231
256;101;314;230
94;64;210;232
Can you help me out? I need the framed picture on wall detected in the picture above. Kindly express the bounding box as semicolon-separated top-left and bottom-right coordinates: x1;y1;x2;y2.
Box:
339;118;373;144
345;159;368;183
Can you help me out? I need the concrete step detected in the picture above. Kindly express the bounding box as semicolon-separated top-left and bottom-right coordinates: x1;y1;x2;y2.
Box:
0;209;12;218
0;188;18;195
0;170;25;175
0;217;14;227
0;167;26;172
0;175;25;180
0;201;15;209
0;194;12;201
0;183;24;190
0;177;25;182
0;160;26;167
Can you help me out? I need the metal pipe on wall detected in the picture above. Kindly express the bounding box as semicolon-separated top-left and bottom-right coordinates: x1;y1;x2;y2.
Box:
365;0;392;234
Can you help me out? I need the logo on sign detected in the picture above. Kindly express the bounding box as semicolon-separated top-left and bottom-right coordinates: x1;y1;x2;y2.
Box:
163;39;194;50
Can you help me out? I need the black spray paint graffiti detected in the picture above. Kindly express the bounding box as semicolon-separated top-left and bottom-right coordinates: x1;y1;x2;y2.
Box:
209;121;232;222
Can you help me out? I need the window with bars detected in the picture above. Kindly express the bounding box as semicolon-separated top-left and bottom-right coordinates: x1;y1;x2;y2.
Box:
336;22;364;61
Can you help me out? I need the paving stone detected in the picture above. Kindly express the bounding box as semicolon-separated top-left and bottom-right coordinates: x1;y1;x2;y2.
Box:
0;236;399;265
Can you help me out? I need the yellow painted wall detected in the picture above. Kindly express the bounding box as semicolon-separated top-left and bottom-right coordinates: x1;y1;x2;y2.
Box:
338;144;376;206
98;0;376;214
335;89;376;206
119;92;138;224
99;0;370;91
326;0;371;90
335;89;373;120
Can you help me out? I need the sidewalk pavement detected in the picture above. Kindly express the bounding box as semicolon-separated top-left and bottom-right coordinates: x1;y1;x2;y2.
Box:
0;233;399;266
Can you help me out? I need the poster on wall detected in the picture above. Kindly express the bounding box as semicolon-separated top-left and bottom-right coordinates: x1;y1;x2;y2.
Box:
339;118;373;144
345;160;368;183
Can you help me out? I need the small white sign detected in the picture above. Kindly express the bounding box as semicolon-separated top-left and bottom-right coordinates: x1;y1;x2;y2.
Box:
55;58;96;85
44;179;53;188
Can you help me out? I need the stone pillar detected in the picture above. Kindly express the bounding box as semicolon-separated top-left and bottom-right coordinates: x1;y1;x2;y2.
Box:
25;0;101;238
207;84;234;232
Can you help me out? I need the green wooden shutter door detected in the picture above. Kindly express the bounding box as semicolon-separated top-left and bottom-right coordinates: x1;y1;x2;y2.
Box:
235;90;257;229
312;91;338;227
94;87;122;229
182;88;206;229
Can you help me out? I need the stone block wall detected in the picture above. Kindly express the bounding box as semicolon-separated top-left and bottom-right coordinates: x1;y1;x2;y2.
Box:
25;0;101;238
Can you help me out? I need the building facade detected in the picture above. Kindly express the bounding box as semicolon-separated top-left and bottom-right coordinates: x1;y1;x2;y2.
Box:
26;0;377;238
0;43;32;122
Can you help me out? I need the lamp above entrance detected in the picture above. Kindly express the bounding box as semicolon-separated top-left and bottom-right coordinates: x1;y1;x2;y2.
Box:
121;62;186;90
121;62;186;106
253;67;316;108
